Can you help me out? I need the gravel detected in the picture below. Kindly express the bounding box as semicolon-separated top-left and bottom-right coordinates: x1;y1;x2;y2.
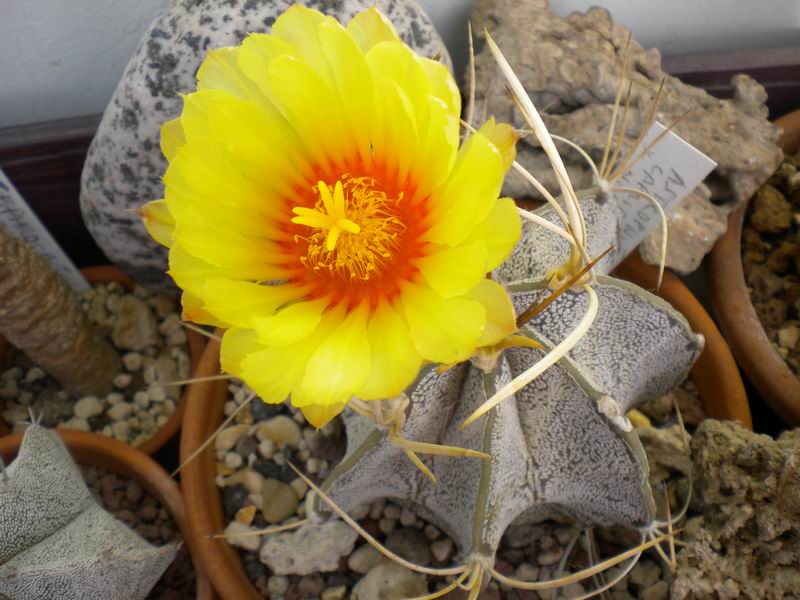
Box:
0;282;191;447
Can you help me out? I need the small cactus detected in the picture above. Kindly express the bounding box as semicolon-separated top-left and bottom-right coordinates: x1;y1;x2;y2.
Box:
0;426;176;599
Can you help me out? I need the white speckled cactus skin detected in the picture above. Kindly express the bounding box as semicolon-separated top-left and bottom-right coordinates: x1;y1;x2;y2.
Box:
303;193;704;568
0;426;176;600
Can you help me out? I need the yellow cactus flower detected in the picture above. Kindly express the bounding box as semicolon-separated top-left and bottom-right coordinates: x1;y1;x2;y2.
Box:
142;4;520;428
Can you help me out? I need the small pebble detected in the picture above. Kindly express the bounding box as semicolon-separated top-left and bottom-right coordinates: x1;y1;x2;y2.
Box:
24;367;46;383
255;416;301;448
113;374;133;389
225;452;243;470
537;546;563;566
267;576;290;596
430;537;453;562
641;580;670;600
321;586;347;600
215;424;251;451
108;403;134;422
223;521;261;552
348;544;382;574
122;352;143;371
235;505;257;526
261;479;299;523
74;396;103;419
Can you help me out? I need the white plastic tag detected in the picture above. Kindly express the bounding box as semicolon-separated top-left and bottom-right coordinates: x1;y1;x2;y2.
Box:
0;168;88;290
612;122;717;260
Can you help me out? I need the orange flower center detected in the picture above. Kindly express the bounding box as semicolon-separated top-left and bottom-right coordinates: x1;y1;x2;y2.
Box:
293;175;406;281
287;170;428;305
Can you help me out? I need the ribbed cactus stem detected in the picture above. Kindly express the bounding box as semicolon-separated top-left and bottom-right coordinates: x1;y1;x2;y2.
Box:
0;223;119;396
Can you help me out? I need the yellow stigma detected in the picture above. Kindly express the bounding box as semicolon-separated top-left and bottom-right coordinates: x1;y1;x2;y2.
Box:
292;176;405;281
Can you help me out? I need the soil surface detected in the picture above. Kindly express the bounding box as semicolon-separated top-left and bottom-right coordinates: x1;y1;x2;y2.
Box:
0;281;190;447
741;153;800;377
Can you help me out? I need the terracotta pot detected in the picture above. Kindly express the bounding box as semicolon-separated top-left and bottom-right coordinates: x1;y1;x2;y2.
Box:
0;266;205;455
180;258;749;598
614;254;752;428
706;110;800;425
0;429;217;599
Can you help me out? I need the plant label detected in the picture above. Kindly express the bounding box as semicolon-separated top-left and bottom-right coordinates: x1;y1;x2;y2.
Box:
0;168;88;290
612;122;717;261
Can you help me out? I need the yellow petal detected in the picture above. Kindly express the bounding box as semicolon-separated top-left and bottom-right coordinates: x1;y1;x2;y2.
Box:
478;117;518;172
419;56;461;116
266;54;351;173
358;301;423;401
318;19;376;165
271;4;331;81
202;279;306;329
160;118;185;160
365;41;429;128
220;327;264;375
169;244;284;299
235;334;316;405
424;131;506;247
465;278;517;347
400;281;485;364
237;33;299;99
172;210;287;278
252;297;329;346
181;290;227;328
196;47;261;100
409;95;458;198
347;7;400;53
296;303;371;407
140;200;175;248
300;402;348;429
464;198;522;270
416;240;488;298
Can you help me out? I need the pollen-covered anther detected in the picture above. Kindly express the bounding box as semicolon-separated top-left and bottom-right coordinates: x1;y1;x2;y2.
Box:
292;175;405;281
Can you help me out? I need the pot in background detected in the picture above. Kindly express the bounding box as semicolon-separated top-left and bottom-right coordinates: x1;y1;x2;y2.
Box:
706;110;800;425
0;265;205;455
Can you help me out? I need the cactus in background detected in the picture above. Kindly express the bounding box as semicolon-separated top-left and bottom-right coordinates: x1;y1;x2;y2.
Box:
0;426;176;599
0;224;119;396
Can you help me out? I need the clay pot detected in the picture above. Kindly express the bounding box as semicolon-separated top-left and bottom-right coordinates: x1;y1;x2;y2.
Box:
706;110;800;425
0;429;217;599
0;266;205;455
180;259;749;598
614;254;752;428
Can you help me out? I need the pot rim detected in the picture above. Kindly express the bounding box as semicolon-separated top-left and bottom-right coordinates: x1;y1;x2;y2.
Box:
706;109;800;425
0;428;216;600
180;261;749;599
0;265;205;455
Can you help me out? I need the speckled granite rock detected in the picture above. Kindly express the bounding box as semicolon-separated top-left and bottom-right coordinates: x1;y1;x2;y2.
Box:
467;0;782;273
80;0;451;288
672;420;800;599
0;425;176;600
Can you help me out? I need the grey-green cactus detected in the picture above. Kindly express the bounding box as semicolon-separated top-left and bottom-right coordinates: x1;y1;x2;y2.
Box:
0;426;176;599
263;188;700;590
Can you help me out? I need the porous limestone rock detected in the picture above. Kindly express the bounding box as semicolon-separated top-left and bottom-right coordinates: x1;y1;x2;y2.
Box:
297;190;704;573
259;520;358;575
467;0;782;273
80;0;451;288
0;426;176;600
672;420;800;599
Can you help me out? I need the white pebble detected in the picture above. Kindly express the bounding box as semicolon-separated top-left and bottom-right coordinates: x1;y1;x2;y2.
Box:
168;330;187;346
122;352;143;371
111;421;131;441
24;367;46;384
215;424;250;451
223;522;261;552
400;506;416;527
113;374;132;389
431;538;453;562
74;396;103;419
258;439;276;459
224;401;237;417
224;452;243;470
107;402;134;422
59;417;90;432
163;400;176;415
306;458;321;474
378;518;396;535
148;386;166;402
106;392;125;406
133;391;150;409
